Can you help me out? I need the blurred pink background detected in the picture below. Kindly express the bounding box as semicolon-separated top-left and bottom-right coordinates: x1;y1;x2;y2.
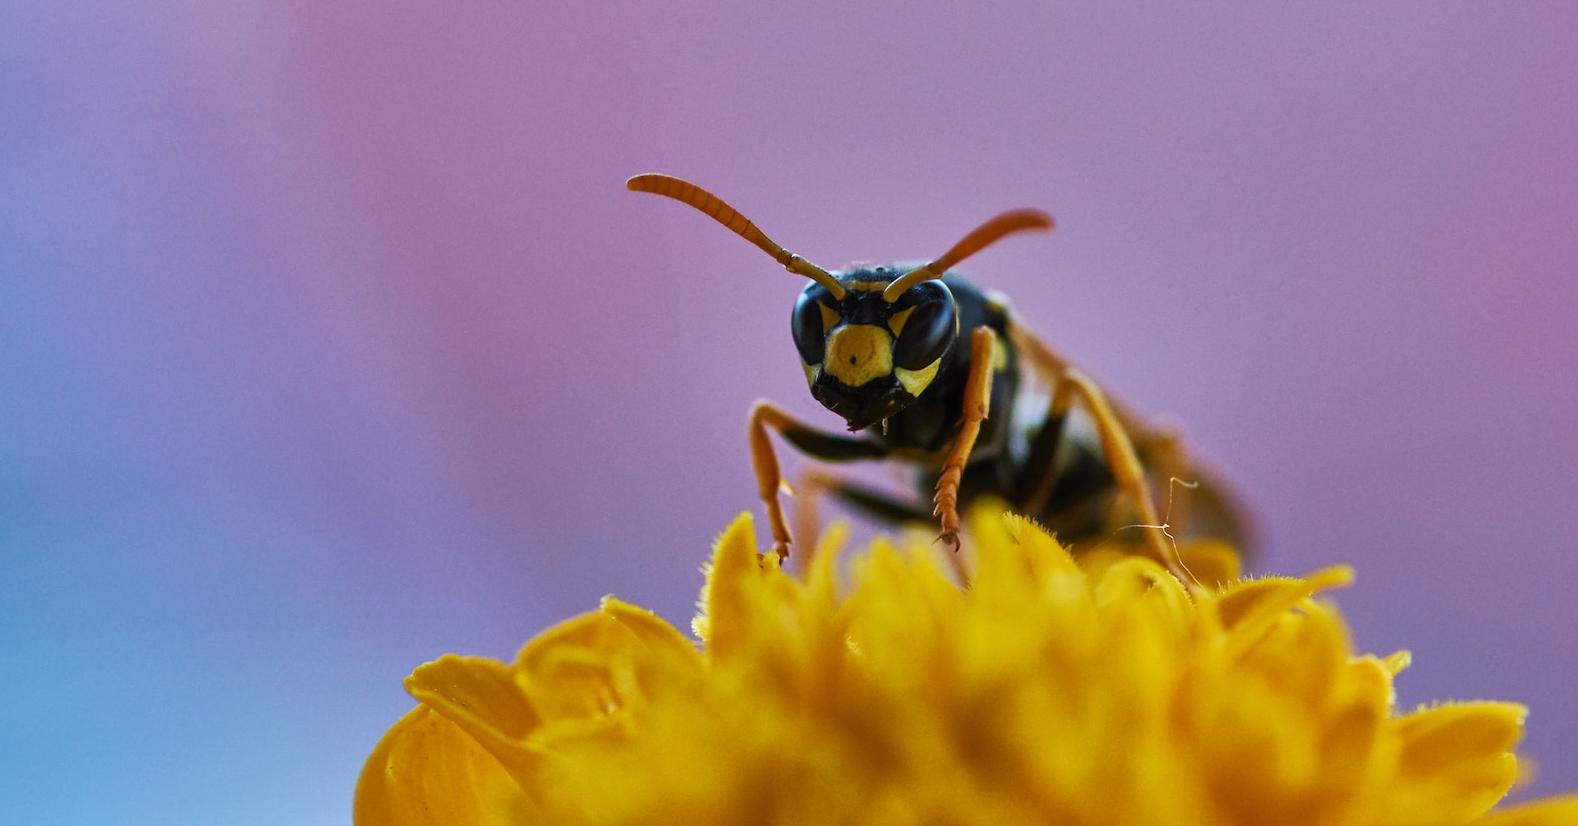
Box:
4;3;1575;822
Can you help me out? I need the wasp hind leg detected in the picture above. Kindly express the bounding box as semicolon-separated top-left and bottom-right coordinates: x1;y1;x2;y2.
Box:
792;469;933;569
798;469;932;525
1015;383;1192;532
1007;322;1185;577
749;399;889;559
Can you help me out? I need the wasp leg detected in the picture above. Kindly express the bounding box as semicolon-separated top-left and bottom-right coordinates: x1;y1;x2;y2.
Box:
800;469;931;524
933;327;997;552
1017;380;1190;526
1011;321;1255;559
1056;370;1182;573
1006;322;1180;575
793;468;931;570
749;400;889;559
1008;321;1155;436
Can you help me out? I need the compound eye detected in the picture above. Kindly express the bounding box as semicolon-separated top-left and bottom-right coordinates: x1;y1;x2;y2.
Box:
791;285;836;365
891;280;957;370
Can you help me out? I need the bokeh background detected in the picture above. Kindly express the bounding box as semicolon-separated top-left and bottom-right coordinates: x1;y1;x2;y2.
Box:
4;2;1576;823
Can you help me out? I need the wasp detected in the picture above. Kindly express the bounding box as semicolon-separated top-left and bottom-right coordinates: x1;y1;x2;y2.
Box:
628;174;1248;573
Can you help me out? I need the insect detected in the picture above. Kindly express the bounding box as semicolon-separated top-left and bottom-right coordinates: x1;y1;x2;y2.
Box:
627;173;1248;573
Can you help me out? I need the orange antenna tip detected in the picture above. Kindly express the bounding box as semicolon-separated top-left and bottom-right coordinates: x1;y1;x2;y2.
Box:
883;208;1054;302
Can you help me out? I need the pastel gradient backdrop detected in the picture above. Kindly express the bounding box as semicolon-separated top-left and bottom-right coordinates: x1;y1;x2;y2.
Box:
4;3;1576;823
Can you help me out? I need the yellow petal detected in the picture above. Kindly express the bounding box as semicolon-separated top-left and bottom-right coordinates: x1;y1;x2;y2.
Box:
405;655;538;744
599;596;699;664
1093;556;1194;637
1215;567;1353;656
598;596;705;707
1396;701;1528;774
1234;599;1350;706
354;706;535;826
1174;538;1241;590
696;512;763;659
358;512;1578;823
515;612;628;721
999;513;1081;583
1343;655;1399;713
1319;696;1386;786
801;520;847;608
966;506;1039;607
1386;702;1529;824
404;655;552;797
1474;795;1578;826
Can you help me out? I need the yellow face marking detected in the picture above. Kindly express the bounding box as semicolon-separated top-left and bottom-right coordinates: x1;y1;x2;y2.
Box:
887;306;916;337
818;302;840;333
895;357;942;397
801;361;822;388
845;280;891;292
824;324;893;387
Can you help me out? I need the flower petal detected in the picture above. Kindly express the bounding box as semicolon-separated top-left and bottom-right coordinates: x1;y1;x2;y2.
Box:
354;706;534;825
1385;702;1528;824
1474;795;1578;826
1216;567;1353;658
1383;649;1413;675
1396;701;1527;774
802;519;848;597
695;512;763;658
405;654;539;742
1094;556;1192;625
359;511;1575;823
509;612;635;751
599;596;699;663
404;655;550;793
1175;538;1241;590
1343;655;1400;714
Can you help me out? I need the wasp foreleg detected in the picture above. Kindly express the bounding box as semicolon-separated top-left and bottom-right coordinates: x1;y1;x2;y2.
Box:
749;399;889;559
933;326;997;552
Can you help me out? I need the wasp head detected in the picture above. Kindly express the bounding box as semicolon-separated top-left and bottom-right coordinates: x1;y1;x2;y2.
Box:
625;173;1050;432
792;267;958;432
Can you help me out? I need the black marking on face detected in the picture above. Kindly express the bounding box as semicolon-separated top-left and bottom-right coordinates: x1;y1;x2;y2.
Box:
811;373;914;432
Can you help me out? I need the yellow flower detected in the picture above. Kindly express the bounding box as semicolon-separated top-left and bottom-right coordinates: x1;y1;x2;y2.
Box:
356;511;1576;825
